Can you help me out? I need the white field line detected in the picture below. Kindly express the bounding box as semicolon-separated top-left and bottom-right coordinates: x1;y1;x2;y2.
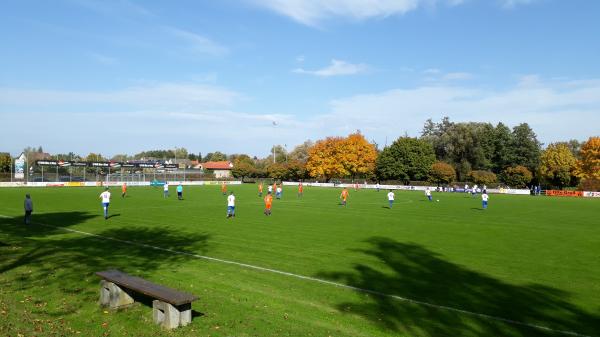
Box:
0;216;592;337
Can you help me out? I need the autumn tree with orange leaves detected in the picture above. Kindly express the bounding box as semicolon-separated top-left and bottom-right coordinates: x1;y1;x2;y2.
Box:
306;132;377;181
577;137;600;190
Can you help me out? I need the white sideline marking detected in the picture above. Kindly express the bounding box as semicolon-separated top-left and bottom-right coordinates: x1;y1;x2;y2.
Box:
2;215;592;337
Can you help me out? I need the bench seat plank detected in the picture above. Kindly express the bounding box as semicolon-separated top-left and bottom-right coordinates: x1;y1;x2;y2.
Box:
96;270;198;306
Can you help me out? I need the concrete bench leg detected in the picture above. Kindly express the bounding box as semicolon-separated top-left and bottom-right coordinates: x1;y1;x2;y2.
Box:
178;303;192;327
99;280;134;309
153;300;181;329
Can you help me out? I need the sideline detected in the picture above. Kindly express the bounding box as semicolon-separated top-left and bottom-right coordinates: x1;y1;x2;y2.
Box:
0;215;592;337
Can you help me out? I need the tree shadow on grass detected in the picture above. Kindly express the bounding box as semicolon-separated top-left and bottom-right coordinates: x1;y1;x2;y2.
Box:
0;211;211;305
317;237;600;337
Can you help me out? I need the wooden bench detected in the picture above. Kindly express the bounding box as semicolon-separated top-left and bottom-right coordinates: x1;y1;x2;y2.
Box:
96;269;198;329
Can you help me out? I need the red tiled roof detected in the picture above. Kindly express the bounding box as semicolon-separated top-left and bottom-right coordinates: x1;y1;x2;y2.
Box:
202;161;233;170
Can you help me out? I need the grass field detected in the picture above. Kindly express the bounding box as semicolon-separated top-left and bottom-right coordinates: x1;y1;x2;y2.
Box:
1;184;599;337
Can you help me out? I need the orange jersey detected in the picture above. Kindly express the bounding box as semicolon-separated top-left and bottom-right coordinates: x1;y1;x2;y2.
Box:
264;195;273;208
272;183;277;192
341;189;349;200
122;184;127;192
298;184;303;192
221;183;227;192
259;184;263;192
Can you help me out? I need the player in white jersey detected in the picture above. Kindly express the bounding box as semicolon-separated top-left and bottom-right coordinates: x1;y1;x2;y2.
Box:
482;193;489;209
387;190;395;208
163;181;169;198
227;192;236;218
276;186;282;199
99;187;111;219
425;188;432;201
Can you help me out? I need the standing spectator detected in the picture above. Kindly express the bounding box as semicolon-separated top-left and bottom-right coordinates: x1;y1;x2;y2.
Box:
24;194;33;225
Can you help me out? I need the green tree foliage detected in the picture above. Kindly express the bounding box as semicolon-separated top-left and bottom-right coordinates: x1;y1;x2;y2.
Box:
500;166;533;188
110;154;129;162
188;153;197;161
85;153;106;162
468;170;497;185
173;147;188;159
134;150;175;160
203;151;227;162
285;160;307;181
289;141;313;163
539;143;578;189
491;123;514;172
422;118;542;180
429;162;456;185
266;162;288;180
376;137;435;182
267;145;288;164
0;152;11;172
510;123;542;172
231;155;256;181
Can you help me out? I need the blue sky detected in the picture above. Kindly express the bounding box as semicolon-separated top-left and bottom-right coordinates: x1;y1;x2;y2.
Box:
1;0;599;158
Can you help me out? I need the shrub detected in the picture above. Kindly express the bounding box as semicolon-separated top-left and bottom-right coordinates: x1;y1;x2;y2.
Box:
500;166;533;188
468;170;497;185
429;162;456;184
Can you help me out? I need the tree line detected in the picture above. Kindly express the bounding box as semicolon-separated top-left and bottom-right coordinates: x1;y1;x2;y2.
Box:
1;118;598;189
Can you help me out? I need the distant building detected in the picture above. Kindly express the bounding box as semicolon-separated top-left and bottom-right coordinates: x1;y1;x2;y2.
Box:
201;161;233;178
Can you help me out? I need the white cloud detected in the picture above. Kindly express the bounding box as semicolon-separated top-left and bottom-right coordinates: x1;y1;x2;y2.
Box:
500;0;539;9
293;59;368;77
251;0;464;26
164;26;228;56
312;76;600;144
2;76;598;157
0;82;239;110
88;52;119;65
442;72;474;81
422;69;474;82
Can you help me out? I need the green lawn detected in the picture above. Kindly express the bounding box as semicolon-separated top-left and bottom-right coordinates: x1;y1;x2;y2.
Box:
0;185;599;337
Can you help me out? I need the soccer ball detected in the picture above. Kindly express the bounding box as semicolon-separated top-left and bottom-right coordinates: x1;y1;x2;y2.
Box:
436;199;440;202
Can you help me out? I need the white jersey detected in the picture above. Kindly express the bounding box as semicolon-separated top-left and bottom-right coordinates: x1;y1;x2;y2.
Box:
100;191;111;203
164;183;169;191
425;189;431;196
268;186;273;193
387;191;395;200
227;195;235;206
482;194;489;201
276;187;282;193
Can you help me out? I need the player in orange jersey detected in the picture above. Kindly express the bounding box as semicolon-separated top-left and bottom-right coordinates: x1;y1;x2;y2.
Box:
121;182;127;198
258;182;263;197
298;182;303;198
340;188;349;206
264;192;273;216
221;182;227;195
